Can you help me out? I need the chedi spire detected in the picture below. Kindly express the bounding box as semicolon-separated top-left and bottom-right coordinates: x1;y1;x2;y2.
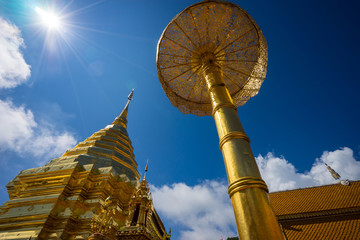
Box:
113;89;134;128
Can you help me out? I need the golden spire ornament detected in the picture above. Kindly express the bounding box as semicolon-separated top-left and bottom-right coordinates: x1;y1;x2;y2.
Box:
114;89;134;125
143;159;149;181
325;163;341;180
324;162;350;186
156;1;282;239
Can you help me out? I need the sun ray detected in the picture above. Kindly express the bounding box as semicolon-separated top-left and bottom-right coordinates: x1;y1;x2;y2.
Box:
29;0;156;83
61;0;105;19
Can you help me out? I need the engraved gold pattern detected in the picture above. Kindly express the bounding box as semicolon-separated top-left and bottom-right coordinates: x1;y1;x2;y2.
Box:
157;0;267;116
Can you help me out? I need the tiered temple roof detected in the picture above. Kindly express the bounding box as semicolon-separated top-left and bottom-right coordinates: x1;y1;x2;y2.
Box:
269;181;360;240
0;91;169;240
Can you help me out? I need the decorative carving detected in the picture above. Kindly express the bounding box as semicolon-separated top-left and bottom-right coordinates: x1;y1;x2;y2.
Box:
90;196;116;239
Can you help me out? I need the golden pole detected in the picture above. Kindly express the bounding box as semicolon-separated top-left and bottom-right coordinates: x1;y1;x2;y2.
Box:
201;55;283;240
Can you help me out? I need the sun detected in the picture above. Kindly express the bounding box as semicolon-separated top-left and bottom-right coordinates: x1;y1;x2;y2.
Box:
35;7;61;30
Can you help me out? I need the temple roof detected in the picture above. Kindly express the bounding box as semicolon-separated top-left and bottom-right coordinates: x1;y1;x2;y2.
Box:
269;181;360;240
279;216;360;240
269;181;360;217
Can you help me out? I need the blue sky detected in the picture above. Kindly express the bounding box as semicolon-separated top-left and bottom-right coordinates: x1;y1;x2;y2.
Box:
0;0;360;239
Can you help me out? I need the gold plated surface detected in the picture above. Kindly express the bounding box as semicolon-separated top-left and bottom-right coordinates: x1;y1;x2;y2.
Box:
157;0;267;116
203;63;282;239
0;93;169;240
117;176;171;240
227;177;268;197
219;131;250;149
156;1;281;238
90;196;116;238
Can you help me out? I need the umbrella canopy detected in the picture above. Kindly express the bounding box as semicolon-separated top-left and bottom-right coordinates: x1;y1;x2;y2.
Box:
157;0;268;116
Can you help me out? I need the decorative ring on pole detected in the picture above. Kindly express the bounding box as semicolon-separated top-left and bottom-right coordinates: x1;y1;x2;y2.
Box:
212;103;238;117
228;177;268;197
219;131;250;149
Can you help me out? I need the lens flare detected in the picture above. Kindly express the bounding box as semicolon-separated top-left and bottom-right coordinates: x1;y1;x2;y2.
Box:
35;7;61;30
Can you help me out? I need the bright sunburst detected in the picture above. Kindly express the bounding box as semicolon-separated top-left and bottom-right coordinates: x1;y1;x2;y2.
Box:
31;1;120;71
35;7;61;30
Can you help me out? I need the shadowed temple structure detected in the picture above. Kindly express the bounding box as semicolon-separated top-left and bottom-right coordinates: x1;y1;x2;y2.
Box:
0;91;170;240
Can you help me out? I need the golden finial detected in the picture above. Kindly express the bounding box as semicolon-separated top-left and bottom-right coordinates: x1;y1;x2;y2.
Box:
324;163;341;180
114;89;135;126
143;159;149;181
128;88;134;101
123;89;134;112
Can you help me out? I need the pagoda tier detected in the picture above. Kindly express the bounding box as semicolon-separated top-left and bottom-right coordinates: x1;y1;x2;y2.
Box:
0;94;141;239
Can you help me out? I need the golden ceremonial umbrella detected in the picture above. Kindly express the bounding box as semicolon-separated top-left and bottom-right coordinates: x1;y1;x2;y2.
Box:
157;1;282;239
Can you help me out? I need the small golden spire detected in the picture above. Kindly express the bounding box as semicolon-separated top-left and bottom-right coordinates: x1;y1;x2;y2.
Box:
120;89;134;118
325;163;341;180
128;89;134;101
143;159;149;181
113;89;134;127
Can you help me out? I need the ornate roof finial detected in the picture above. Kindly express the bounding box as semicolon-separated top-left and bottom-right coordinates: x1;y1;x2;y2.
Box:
128;88;134;101
113;89;134;127
143;159;149;181
324;163;341;180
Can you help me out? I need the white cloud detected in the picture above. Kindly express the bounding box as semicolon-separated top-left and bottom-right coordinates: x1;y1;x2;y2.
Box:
0;18;76;164
256;153;314;191
151;180;237;240
0;99;77;164
0;17;31;88
310;147;360;185
151;148;360;239
256;147;360;192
